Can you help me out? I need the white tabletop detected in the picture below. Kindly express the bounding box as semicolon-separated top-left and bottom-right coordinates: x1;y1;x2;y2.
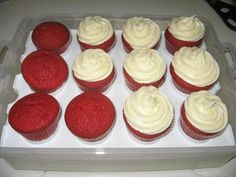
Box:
0;0;236;176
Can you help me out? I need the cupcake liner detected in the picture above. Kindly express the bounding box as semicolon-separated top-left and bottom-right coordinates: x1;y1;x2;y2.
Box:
21;107;61;141
123;68;166;92
165;29;203;55
78;33;116;53
123;112;174;142
79;113;116;143
121;34;160;53
180;104;219;140
170;64;216;94
73;68;116;92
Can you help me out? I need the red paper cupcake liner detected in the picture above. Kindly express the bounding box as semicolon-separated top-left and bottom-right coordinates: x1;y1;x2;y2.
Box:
73;68;116;92
170;64;215;94
78;33;116;53
165;29;203;55
121;34;160;53
123;112;173;142
180;104;219;140
123;68;166;91
21;108;61;141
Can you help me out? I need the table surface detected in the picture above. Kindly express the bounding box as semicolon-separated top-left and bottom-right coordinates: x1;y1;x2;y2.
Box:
0;0;236;176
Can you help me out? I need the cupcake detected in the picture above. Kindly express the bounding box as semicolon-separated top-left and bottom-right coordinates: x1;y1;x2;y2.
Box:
123;86;174;141
170;47;220;94
123;48;166;91
180;91;228;140
32;21;71;54
165;16;205;55
8;93;61;141
21;50;68;93
73;49;116;92
65;92;116;142
122;17;161;53
77;16;116;52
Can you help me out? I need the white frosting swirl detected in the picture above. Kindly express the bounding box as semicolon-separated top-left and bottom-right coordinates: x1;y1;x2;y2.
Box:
73;49;113;81
77;16;113;45
172;47;220;87
124;48;166;83
168;16;205;41
184;91;228;133
124;86;174;134
123;17;161;49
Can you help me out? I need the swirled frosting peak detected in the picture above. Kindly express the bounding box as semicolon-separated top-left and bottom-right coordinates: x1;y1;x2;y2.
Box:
168;16;205;41
184;91;228;133
124;48;166;83
172;47;220;87
124;86;174;134
73;49;113;81
77;16;113;45
123;17;161;49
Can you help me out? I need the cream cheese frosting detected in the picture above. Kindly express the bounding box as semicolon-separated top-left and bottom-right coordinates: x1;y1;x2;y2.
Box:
73;49;113;81
124;48;166;83
172;47;220;87
184;91;228;133
123;17;161;49
124;86;174;134
168;16;205;41
77;16;114;45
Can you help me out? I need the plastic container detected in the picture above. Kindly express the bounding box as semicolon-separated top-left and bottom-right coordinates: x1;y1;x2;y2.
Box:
0;14;236;172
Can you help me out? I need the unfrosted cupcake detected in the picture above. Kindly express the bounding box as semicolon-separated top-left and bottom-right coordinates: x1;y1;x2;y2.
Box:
21;50;68;93
32;21;71;54
73;49;116;92
123;48;166;91
123;86;174;141
170;47;220;94
180;91;228;140
122;17;161;53
165;16;205;55
77;16;116;52
8;93;61;141
65;92;116;142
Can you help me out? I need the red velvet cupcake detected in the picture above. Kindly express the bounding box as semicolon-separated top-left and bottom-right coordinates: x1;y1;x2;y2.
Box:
123;48;166;91
8;93;61;141
170;47;219;94
180;91;228;140
165;16;205;55
32;21;71;54
77;16;116;52
122;17;161;53
65;92;116;142
21;50;68;93
123;86;174;142
73;49;116;92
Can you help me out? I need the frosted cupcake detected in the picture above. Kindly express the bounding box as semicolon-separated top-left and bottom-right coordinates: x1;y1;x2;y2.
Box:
180;91;228;140
170;47;220;94
165;16;205;55
77;16;116;52
122;17;161;53
123;86;174;141
73;49;116;92
123;48;166;91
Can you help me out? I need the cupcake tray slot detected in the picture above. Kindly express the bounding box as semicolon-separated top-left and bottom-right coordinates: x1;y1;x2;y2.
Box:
1;15;236;171
1;29;235;148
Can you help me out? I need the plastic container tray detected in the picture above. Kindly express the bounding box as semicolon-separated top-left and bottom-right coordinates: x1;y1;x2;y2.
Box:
0;14;236;171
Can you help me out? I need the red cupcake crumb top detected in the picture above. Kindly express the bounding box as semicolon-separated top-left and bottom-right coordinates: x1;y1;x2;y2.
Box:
65;92;115;140
21;50;68;93
32;21;71;54
9;93;60;134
